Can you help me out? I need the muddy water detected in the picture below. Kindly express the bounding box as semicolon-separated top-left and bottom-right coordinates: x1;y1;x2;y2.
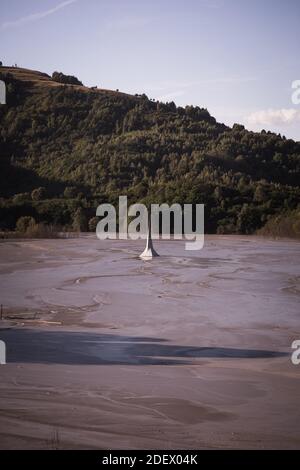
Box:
0;235;299;449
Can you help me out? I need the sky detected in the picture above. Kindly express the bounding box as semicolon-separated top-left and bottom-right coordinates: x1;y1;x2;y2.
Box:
1;0;300;140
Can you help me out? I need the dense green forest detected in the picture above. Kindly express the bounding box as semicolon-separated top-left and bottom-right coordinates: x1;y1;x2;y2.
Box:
0;66;299;236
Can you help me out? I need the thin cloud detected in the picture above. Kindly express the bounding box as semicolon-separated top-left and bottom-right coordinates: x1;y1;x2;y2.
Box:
1;0;77;30
246;108;300;126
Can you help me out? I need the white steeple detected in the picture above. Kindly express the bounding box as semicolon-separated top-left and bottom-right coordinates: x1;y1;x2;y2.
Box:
139;214;159;259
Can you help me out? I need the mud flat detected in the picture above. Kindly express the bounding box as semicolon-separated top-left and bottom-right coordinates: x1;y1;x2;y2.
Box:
0;235;299;449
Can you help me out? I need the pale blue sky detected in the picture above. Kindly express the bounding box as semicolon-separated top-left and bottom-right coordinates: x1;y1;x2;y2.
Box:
1;0;300;140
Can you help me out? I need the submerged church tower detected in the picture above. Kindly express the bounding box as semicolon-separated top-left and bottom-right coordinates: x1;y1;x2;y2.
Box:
139;214;159;259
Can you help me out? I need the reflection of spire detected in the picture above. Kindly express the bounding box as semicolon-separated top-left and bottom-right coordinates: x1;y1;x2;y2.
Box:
139;213;159;259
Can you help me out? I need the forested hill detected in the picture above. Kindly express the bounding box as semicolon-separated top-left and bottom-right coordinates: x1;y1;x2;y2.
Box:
0;66;299;235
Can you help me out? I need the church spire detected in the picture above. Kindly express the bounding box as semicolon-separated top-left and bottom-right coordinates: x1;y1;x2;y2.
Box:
139;213;159;259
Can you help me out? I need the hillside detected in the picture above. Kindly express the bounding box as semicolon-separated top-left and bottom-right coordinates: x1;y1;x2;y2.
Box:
0;66;300;235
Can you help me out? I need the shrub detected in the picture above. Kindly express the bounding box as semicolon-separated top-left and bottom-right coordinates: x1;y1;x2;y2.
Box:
13;192;30;203
258;209;300;239
88;216;99;232
25;222;61;238
237;204;261;234
31;187;46;201
63;186;77;198
52;71;83;86
73;208;87;231
16;216;36;232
